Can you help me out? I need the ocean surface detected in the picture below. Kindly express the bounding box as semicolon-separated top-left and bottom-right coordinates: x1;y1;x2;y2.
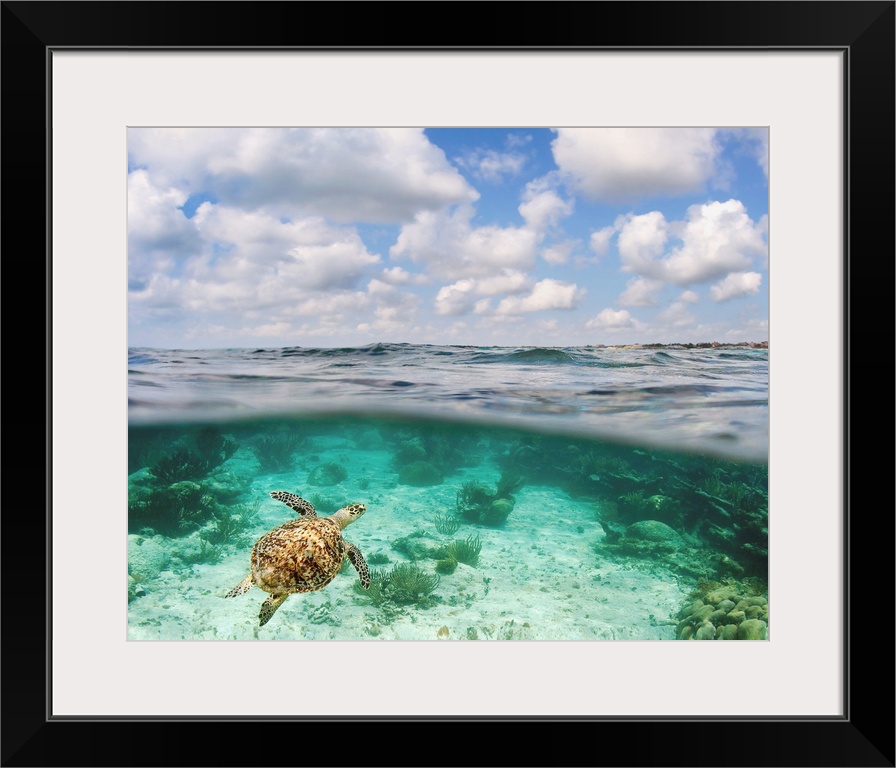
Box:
127;343;769;641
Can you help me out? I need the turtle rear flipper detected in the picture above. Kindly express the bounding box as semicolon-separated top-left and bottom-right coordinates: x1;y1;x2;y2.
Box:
346;543;370;589
259;593;289;626
225;574;254;598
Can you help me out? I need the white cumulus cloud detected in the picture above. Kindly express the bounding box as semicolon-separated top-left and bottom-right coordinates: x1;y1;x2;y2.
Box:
129;127;477;224
585;308;637;331
541;240;576;265
589;225;617;259
495;279;585;315
617;211;669;274
518;183;574;236
710;271;763;301
192;204;381;292
551;127;721;202
434;270;531;316
390;205;538;280
662;200;766;284
128;170;202;282
476;270;531;295
379;266;429;286
616;200;766;286
434;279;477;316
619;277;662;307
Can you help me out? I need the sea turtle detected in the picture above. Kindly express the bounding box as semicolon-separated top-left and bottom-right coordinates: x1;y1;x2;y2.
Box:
225;491;370;626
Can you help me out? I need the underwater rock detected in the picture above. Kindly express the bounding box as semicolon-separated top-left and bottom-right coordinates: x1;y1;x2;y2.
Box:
688;604;716;624
678;599;705;619
397;460;443;486
704;587;739;605
717;624;738;640
734;595;767;609
615;520;683;558
710;609;729;625
308;462;348;486
128;534;170;581
725;609;746;625
482;497;514;526
695;622;716;640
394;438;427;466
737;619;768;640
625;520;682;544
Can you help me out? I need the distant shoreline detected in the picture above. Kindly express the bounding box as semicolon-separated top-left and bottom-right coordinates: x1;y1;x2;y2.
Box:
588;341;768;350
130;340;770;353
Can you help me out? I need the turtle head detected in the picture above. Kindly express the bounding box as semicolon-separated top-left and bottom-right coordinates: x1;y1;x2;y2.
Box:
332;503;367;529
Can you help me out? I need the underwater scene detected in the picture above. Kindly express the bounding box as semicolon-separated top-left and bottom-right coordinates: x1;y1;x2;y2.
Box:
127;344;769;641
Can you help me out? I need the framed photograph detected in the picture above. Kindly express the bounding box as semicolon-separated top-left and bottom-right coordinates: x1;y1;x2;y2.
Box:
4;2;892;766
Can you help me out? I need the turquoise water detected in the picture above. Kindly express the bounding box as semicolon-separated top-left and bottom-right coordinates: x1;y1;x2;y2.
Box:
128;344;769;640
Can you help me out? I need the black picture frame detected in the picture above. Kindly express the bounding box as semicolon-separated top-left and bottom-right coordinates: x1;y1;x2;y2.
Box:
3;2;893;766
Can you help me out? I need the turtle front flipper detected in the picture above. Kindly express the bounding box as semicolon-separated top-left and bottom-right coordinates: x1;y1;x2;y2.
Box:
270;491;317;518
345;543;370;589
258;593;289;626
225;574;254;598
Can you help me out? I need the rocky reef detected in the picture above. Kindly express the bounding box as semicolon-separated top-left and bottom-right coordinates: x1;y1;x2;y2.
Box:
674;577;769;640
595;516;749;585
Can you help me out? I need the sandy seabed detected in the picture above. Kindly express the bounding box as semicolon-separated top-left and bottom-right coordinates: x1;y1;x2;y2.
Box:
127;435;691;642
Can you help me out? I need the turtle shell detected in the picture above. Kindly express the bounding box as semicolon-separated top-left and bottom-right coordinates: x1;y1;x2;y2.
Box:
250;516;346;594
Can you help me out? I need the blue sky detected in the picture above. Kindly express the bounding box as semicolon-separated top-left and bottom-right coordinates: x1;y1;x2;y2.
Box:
128;127;768;349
